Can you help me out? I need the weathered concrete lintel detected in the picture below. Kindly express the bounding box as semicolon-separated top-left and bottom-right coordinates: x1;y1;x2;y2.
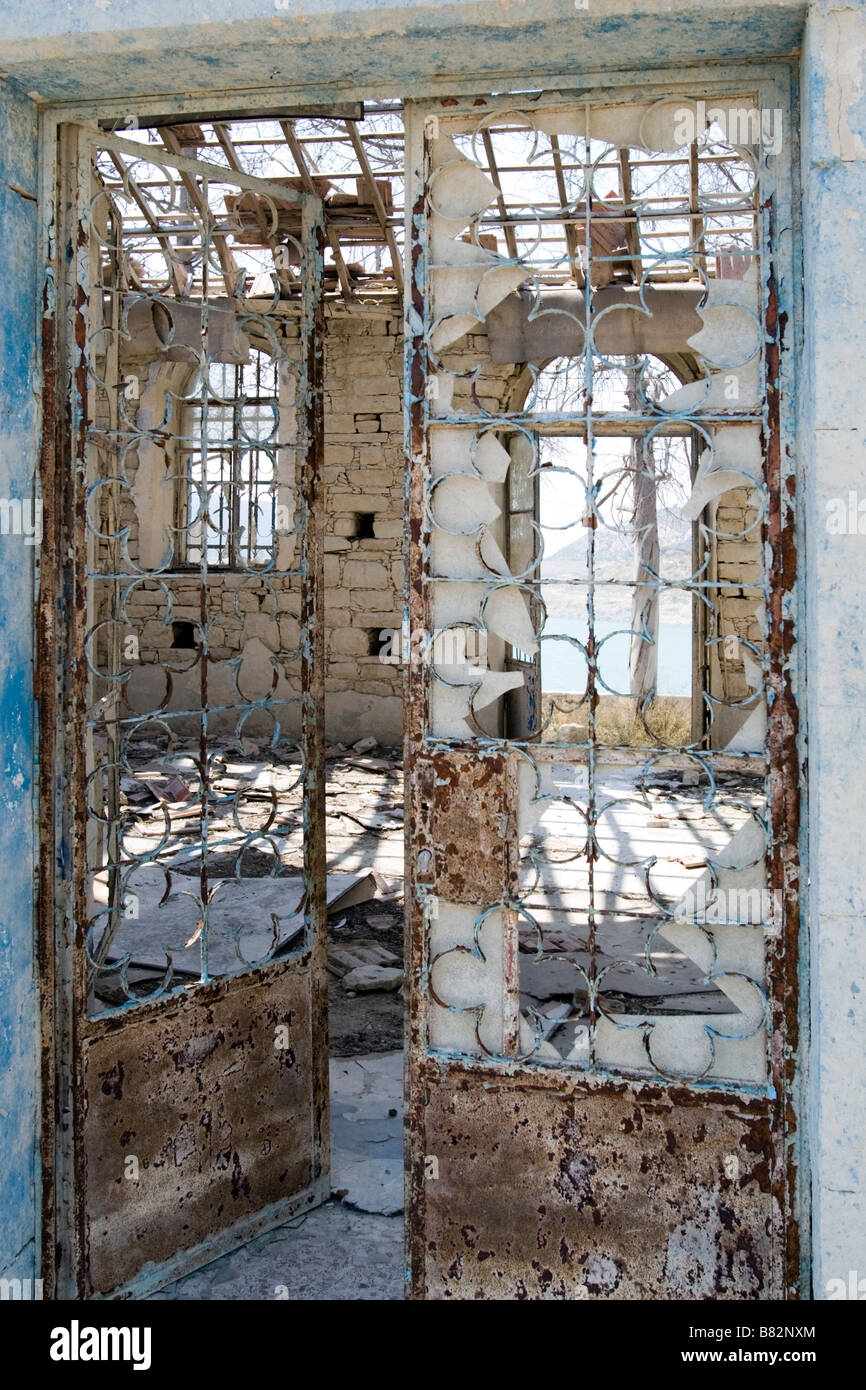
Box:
122;297;250;364
0;1;807;106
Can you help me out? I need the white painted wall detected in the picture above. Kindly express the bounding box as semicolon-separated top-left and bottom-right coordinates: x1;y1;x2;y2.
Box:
801;1;866;1300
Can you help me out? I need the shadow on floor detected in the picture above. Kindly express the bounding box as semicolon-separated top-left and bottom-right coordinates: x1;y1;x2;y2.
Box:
149;1052;404;1301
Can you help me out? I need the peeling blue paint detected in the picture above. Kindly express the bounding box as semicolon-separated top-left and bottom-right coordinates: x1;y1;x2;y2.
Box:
0;77;39;1282
0;2;808;105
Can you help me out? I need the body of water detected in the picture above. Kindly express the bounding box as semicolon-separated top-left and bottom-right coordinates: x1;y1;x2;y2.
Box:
541;619;692;696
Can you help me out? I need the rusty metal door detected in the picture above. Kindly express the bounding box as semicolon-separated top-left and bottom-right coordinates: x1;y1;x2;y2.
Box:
404;81;803;1299
41;123;328;1298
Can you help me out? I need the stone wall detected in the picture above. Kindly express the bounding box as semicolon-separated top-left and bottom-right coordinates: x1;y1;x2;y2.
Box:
116;307;761;751
319;312;404;744
118;309;407;745
117;310;528;746
712;485;764;705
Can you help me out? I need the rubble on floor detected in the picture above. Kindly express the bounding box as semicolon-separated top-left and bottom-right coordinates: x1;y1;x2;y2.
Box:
328;896;404;1055
342;964;402;993
93;737;405;1010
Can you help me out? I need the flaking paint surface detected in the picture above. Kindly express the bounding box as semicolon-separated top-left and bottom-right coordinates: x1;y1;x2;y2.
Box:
83;960;314;1295
0;77;40;1282
421;1069;777;1299
0;3;807;104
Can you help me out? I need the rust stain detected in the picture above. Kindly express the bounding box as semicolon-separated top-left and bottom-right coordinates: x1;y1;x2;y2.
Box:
761;197;801;1298
82;960;314;1296
418;1068;778;1300
412;750;517;903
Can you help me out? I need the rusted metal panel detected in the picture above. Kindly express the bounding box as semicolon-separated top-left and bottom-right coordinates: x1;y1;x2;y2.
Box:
404;80;802;1299
36;164;60;1303
81;956;316;1289
412;749;518;903
82;959;316;1296
762;206;803;1297
403;102;433;1302
302;205;330;1186
418;1066;778;1300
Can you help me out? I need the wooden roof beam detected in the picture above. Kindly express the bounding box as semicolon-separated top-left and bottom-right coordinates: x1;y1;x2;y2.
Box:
346;121;403;293
106;151;187;297
212;121;298;296
157;125;244;296
480;129;520;262
280;118;356;305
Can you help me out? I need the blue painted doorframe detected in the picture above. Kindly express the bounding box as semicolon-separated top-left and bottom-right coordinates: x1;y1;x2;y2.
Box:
0;80;41;1288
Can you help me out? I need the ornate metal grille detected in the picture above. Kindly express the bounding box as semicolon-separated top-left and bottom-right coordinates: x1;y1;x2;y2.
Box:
406;93;797;1090
76;131;325;1014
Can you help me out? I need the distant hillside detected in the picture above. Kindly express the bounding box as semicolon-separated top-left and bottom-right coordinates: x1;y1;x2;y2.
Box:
539;523;693;623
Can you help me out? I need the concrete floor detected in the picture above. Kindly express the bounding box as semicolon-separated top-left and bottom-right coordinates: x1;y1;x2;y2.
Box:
149;1051;405;1301
147;1202;403;1301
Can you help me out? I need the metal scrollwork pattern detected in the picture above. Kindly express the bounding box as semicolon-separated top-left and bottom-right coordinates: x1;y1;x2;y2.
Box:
412;95;788;1089
79;134;324;1015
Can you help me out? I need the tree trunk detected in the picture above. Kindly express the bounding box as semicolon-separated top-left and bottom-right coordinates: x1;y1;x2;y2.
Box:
628;359;659;699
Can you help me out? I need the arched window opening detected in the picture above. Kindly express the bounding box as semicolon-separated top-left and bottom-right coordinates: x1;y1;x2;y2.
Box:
504;354;702;745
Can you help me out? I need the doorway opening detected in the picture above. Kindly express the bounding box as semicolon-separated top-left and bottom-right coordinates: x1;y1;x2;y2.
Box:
43;80;798;1300
47;105;409;1300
